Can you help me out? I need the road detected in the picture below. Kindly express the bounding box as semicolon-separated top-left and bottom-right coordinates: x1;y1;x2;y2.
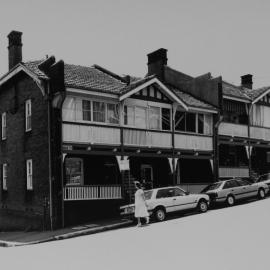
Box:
1;198;270;270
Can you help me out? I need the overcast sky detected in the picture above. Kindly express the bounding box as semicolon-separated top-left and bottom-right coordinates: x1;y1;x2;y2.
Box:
0;0;270;88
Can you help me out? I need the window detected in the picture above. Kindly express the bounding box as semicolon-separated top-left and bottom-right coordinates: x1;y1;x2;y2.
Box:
175;111;205;134
107;104;119;124
149;106;160;129
26;159;33;190
174;188;186;196
124;106;135;126
161;108;171;130
93;101;105;122
2;163;7;190
236;179;250;186
156;188;174;199
186;113;196;132
25;99;32;131
223;180;239;189
1;112;6;140
82;100;91;121
65;158;83;185
135;107;147;129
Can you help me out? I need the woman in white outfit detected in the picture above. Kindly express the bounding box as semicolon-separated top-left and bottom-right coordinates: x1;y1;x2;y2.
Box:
134;181;149;227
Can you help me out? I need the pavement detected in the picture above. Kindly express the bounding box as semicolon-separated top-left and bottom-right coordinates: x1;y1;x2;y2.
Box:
0;218;134;247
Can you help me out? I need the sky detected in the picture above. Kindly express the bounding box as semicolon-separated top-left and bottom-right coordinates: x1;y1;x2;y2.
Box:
0;0;270;88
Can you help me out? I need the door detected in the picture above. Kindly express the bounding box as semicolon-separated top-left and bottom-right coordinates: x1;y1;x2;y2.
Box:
155;188;176;213
221;180;243;200
236;179;257;199
172;187;195;211
141;165;153;189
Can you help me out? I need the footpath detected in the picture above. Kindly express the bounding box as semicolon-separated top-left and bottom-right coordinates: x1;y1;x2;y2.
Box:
0;218;133;247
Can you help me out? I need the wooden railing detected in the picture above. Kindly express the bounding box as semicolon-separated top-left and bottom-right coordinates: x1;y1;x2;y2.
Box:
219;167;249;178
250;126;270;141
123;128;172;148
63;185;122;201
62;123;121;145
174;133;213;151
218;122;248;138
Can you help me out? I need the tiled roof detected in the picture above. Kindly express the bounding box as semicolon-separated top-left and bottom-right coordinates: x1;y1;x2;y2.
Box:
222;81;250;101
23;60;127;94
167;85;217;111
241;86;270;101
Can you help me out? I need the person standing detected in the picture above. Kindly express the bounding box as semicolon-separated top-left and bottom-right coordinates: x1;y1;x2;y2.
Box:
134;181;149;227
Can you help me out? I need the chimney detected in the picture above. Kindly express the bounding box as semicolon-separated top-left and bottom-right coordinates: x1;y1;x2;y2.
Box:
8;30;23;70
241;74;253;89
147;48;167;81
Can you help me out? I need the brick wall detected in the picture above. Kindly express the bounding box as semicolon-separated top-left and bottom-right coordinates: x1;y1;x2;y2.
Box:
0;73;50;230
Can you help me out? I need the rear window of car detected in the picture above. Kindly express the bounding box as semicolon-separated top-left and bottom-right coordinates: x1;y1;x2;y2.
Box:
144;190;153;200
156;188;174;199
223;180;239;189
201;183;222;192
236;179;251;186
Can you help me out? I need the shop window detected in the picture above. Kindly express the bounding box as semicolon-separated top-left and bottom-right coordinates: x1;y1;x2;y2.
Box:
82;100;91;121
93;101;105;122
161;108;171;130
65;158;84;185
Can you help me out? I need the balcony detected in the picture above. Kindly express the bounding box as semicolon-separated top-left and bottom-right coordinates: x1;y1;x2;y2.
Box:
63;185;122;201
62;123;121;145
218;122;248;138
219;167;249;178
123;128;172;148
174;133;213;151
250;126;270;141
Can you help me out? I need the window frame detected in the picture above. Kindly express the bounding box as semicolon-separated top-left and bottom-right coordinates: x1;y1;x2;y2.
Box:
25;99;32;132
26;159;33;190
65;157;84;186
1;112;6;140
2;163;7;191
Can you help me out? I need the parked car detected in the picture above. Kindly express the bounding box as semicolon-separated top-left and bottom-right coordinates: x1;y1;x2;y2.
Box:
120;186;210;222
201;178;269;206
255;173;270;193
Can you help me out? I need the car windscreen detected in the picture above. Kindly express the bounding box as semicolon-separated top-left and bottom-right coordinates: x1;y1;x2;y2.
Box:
257;174;270;182
201;183;222;193
144;190;153;200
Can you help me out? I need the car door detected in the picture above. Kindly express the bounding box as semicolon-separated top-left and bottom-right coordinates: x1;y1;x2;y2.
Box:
222;180;242;200
155;188;176;213
171;188;191;211
236;179;257;199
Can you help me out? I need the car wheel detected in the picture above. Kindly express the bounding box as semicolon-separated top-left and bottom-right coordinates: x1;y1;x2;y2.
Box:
258;188;265;199
226;195;235;206
154;207;166;222
197;199;208;213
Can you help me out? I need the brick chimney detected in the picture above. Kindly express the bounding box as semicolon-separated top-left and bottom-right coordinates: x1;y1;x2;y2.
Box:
7;30;23;70
241;74;253;89
147;48;167;81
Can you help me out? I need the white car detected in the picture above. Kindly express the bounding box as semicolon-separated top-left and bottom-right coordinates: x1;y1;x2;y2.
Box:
120;186;210;222
255;174;270;194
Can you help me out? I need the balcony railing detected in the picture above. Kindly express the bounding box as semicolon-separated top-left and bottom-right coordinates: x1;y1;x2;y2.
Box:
123;128;172;148
219;167;249;178
218;122;248;138
62;123;121;145
250;126;270;141
63;185;122;201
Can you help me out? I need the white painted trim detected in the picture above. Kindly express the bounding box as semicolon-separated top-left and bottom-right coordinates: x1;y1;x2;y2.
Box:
252;88;270;104
223;95;250;103
0;64;45;96
188;106;218;114
119;78;189;111
66;88;118;99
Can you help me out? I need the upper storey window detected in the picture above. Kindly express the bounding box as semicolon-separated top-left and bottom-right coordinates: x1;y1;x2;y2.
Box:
223;100;248;125
25;99;32;131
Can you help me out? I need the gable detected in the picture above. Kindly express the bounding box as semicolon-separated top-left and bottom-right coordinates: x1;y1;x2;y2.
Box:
131;84;172;104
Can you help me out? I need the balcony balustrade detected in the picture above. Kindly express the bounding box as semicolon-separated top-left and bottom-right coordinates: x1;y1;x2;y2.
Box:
218;122;248;138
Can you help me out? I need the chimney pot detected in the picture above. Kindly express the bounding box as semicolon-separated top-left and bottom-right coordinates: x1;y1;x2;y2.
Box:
7;30;23;70
241;74;253;89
